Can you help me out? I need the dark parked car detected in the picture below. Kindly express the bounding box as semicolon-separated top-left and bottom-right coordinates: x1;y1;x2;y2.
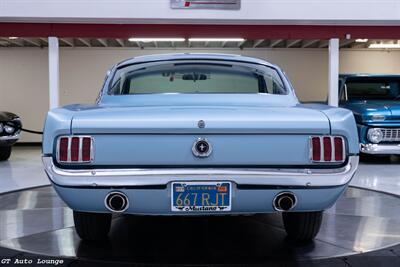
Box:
339;74;400;156
0;111;21;160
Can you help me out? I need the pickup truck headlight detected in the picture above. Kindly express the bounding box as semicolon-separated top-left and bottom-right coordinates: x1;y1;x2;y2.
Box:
367;128;383;144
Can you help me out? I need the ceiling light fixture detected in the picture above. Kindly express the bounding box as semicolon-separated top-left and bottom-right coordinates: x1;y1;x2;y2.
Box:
128;38;185;42
188;38;245;42
369;43;400;49
355;39;368;43
8;37;19;40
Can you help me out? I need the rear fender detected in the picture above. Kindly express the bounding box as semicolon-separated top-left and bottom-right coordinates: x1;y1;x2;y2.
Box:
299;104;359;155
42;108;74;155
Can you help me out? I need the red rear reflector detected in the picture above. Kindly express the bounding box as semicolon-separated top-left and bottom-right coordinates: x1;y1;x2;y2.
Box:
323;137;332;162
311;137;321;161
59;137;69;162
334;137;344;162
70;137;80;162
82;137;91;162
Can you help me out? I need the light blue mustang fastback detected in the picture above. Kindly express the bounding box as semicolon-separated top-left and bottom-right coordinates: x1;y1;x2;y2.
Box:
340;74;400;156
42;53;359;241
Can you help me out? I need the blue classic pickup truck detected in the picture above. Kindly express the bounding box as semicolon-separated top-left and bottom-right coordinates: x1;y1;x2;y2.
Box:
42;53;359;242
339;74;400;156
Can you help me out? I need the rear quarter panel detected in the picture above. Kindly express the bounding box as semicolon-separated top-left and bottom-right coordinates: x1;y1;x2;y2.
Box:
298;104;359;155
42;106;78;155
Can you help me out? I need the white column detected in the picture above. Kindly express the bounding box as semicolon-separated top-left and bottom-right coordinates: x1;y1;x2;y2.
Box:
48;37;60;109
328;38;339;107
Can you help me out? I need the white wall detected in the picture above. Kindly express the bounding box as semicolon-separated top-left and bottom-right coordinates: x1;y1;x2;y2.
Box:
2;47;400;142
0;49;48;142
1;0;399;25
59;48;329;106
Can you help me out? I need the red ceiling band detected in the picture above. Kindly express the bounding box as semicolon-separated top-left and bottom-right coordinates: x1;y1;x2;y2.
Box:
0;23;400;39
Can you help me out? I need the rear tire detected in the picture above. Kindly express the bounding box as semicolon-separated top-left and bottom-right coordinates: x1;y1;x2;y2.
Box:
73;211;112;241
0;146;11;161
282;211;323;241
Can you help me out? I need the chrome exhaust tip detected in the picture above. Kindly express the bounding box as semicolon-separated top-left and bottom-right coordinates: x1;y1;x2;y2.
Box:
105;192;129;212
273;192;297;212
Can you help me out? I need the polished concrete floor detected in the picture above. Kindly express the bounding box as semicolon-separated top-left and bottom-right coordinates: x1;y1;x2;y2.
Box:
0;147;48;194
1;147;400;265
0;186;400;264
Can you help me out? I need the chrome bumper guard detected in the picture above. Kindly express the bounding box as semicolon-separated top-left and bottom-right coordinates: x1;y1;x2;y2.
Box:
0;133;20;141
360;143;400;155
43;156;359;188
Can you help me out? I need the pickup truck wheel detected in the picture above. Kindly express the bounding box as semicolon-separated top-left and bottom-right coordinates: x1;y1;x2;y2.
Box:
282;211;323;241
73;211;112;241
0;146;12;161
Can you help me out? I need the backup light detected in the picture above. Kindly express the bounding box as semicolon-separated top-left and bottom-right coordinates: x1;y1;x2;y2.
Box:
128;38;185;42
355;39;368;43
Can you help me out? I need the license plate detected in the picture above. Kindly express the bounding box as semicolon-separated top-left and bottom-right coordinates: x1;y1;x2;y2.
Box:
171;182;232;212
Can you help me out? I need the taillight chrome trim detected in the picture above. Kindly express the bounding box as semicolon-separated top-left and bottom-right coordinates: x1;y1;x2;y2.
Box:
309;136;346;163
56;136;94;164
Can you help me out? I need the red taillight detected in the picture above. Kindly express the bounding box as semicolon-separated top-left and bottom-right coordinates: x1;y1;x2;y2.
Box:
311;137;321;161
82;137;92;162
70;137;80;162
59;137;69;162
334;137;344;162
323;137;332;162
311;136;345;163
57;136;93;163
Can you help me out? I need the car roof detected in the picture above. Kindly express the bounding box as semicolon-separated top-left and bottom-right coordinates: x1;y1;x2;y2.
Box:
340;73;400;79
116;53;277;68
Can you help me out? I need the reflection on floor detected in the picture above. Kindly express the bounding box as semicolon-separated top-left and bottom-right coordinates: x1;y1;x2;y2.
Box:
0;146;48;194
1;146;400;196
351;156;400;196
0;186;399;264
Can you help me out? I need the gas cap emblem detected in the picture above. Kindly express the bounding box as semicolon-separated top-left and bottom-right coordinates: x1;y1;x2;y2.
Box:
198;120;205;128
192;138;212;158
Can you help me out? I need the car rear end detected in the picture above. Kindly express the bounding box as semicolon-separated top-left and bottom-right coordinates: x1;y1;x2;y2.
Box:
42;54;359;241
43;101;358;215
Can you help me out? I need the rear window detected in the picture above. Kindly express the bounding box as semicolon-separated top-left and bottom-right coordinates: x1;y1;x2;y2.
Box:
109;62;287;95
344;78;400;100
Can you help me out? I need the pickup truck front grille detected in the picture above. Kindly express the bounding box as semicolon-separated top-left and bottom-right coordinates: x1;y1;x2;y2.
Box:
381;129;400;142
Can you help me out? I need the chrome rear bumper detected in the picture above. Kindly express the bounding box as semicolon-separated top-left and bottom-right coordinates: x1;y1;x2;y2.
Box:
360;143;400;155
43;156;359;188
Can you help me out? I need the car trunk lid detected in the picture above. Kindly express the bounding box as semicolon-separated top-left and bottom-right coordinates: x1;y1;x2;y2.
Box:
68;105;330;166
